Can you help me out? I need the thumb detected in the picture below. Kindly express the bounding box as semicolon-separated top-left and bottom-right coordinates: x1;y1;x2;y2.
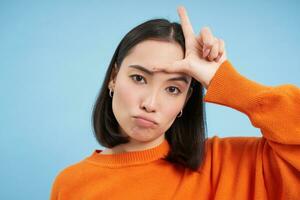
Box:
153;59;189;74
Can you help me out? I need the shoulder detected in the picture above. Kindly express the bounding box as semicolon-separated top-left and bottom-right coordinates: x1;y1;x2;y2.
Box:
206;135;261;145
51;158;89;189
204;135;264;164
197;136;264;172
205;135;263;153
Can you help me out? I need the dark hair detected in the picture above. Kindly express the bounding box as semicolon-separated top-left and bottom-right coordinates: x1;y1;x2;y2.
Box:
92;18;207;171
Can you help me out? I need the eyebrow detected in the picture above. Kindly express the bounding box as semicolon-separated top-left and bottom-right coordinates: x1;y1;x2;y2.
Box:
128;64;189;84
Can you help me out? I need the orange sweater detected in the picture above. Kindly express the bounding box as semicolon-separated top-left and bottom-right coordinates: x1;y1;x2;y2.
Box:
50;61;300;200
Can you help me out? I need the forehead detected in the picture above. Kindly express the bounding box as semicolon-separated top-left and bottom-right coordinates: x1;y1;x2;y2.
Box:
122;39;184;69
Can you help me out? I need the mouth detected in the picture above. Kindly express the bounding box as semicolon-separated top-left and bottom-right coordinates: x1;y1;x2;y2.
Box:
133;116;158;128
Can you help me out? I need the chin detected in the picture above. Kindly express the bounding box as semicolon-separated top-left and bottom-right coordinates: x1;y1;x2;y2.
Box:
128;127;158;142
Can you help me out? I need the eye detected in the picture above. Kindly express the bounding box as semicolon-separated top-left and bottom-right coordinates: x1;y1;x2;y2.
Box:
130;74;182;96
166;86;182;95
130;74;146;84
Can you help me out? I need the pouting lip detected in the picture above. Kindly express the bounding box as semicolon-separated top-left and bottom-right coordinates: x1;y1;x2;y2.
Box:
133;116;158;125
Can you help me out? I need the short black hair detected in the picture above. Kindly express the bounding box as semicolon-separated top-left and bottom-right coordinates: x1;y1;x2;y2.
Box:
92;18;207;171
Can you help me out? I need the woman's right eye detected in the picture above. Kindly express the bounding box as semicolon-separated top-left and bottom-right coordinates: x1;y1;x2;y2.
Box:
130;74;146;84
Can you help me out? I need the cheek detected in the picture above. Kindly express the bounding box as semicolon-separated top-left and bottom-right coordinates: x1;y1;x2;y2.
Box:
117;83;136;106
112;78;137;121
160;100;184;127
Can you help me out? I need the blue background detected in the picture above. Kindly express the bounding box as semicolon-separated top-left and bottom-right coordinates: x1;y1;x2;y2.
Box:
1;0;299;199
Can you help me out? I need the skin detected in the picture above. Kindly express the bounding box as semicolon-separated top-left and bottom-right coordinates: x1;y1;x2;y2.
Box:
101;6;227;154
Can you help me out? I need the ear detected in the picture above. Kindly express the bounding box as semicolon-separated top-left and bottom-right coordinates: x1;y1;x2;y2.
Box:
108;63;119;90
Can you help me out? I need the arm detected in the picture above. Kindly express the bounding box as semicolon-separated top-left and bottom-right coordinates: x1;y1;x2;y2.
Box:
203;60;300;198
204;61;300;153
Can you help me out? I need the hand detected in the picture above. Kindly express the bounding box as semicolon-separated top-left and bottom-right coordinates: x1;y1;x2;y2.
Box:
153;6;227;89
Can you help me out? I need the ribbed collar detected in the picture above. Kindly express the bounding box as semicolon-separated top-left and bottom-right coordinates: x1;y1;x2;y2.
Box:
84;139;170;168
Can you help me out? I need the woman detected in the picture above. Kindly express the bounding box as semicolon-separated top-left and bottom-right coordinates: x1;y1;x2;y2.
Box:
50;6;300;200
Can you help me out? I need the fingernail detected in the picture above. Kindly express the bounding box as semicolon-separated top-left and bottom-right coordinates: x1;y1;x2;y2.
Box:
204;49;210;57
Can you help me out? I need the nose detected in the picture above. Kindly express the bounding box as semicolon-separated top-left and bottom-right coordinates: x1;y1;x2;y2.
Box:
140;90;159;113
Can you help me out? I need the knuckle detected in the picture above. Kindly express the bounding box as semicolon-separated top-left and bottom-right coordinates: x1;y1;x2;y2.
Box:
219;39;225;47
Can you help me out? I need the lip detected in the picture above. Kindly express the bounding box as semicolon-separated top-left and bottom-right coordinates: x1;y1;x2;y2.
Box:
133;116;158;127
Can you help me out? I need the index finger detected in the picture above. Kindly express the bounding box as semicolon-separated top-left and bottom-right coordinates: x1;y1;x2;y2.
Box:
177;6;195;39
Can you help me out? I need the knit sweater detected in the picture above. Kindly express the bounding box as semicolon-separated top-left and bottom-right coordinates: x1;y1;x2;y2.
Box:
50;61;300;200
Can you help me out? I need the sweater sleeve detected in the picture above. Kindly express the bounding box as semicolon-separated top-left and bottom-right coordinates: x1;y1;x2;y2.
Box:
49;174;59;200
202;60;300;197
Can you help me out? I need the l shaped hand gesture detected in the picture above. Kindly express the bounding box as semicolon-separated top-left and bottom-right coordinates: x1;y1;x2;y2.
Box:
153;6;227;89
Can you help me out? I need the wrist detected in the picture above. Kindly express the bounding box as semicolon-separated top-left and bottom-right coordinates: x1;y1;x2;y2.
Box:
203;60;228;89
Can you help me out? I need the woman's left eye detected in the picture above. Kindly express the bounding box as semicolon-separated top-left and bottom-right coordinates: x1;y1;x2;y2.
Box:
166;86;181;95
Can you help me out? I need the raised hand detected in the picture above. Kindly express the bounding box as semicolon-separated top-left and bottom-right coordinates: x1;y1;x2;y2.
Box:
153;6;227;89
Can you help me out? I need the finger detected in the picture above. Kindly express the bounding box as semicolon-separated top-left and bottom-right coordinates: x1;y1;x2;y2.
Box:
215;39;224;62
201;27;214;51
219;39;225;55
215;53;223;62
208;39;219;61
202;41;214;58
196;35;204;53
177;6;195;44
197;35;204;47
203;47;211;58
